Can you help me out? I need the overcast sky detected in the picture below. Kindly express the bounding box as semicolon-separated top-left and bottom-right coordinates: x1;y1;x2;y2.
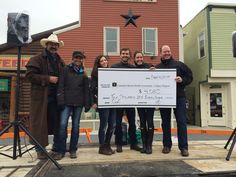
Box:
0;0;235;44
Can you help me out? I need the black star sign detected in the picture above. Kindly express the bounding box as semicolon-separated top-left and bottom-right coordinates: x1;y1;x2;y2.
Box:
121;9;140;27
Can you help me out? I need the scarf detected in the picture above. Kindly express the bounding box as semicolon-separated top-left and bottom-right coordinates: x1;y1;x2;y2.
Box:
69;63;84;75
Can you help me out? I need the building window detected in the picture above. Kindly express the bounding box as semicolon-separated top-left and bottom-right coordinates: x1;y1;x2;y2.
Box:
104;27;120;56
142;28;158;56
198;32;205;58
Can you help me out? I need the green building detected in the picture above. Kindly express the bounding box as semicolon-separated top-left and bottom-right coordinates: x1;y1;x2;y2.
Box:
183;3;236;128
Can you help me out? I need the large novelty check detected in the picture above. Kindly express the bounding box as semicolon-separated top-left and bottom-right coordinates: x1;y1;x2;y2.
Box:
98;68;176;108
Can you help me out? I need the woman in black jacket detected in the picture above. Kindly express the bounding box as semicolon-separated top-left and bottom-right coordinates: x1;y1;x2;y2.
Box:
56;51;90;159
90;55;116;155
133;51;155;154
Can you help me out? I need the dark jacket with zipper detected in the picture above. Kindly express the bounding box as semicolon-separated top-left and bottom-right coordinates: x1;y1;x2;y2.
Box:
90;76;98;105
57;64;90;108
155;57;193;98
134;62;152;69
111;61;135;68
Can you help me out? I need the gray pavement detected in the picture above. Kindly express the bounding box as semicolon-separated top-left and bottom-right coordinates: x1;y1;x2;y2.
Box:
27;140;236;177
0;129;236;177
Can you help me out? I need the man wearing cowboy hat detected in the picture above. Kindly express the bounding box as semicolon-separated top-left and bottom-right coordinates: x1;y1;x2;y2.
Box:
26;34;65;160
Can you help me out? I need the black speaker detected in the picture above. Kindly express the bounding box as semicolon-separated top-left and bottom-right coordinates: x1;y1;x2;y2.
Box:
7;13;29;45
233;31;236;58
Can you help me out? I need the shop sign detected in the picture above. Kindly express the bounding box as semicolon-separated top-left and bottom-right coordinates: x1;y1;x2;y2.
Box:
0;79;8;92
0;57;30;70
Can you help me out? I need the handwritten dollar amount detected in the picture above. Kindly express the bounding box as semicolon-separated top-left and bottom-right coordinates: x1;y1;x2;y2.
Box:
138;89;161;94
111;93;164;104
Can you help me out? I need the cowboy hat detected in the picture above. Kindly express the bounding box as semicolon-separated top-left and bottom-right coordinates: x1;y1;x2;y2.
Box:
40;34;64;48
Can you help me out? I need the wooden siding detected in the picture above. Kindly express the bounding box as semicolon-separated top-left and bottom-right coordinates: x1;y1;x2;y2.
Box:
184;9;209;83
19;78;31;113
58;0;179;68
183;9;208;124
0;40;44;56
210;11;236;70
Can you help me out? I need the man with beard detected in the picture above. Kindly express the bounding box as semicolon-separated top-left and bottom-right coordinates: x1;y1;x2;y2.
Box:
26;34;65;160
7;13;31;45
156;45;193;157
111;48;141;153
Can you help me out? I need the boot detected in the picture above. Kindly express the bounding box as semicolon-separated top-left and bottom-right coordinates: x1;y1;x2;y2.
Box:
37;152;47;160
140;128;147;153
107;144;115;154
146;128;154;154
116;145;123;153
99;144;112;155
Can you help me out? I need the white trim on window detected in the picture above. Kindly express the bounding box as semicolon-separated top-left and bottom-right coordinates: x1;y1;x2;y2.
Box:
198;31;206;59
142;28;158;56
103;27;120;56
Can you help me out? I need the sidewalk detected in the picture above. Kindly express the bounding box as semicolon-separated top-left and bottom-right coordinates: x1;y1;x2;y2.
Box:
35;140;236;177
0;127;236;177
1;140;235;177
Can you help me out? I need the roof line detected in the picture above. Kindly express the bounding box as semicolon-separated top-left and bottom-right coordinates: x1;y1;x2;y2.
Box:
0;21;79;51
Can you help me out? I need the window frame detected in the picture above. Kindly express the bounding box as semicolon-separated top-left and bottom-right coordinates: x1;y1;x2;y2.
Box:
103;27;120;56
142;27;158;56
198;31;206;59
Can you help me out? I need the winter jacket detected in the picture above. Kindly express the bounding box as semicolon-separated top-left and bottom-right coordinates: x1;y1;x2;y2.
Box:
134;62;152;69
155;57;193;98
57;64;90;109
111;61;135;68
26;49;65;146
90;76;98;105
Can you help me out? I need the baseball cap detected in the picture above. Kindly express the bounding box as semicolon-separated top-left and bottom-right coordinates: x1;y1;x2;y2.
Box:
72;51;86;59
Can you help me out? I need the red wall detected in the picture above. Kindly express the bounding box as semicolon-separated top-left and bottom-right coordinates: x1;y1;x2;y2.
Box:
58;0;179;68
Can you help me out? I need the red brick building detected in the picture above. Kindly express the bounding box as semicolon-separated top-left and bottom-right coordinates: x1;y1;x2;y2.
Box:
0;0;180;129
0;0;180;70
57;0;179;67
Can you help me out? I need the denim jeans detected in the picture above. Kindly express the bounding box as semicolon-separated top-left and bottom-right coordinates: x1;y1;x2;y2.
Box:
115;108;137;145
98;108;116;145
58;106;83;154
137;108;155;130
160;97;188;150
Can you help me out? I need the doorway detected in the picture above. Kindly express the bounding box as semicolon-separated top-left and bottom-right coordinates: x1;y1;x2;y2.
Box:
207;88;226;126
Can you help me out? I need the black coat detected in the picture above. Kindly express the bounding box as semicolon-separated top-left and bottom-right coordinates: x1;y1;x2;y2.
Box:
134;62;152;69
155;57;193;98
57;65;90;108
111;61;135;68
90;76;98;105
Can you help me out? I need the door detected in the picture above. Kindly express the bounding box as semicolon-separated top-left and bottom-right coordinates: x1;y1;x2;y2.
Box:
207;90;226;126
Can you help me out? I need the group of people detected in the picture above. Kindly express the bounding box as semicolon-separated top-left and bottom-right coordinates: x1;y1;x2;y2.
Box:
26;34;193;160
